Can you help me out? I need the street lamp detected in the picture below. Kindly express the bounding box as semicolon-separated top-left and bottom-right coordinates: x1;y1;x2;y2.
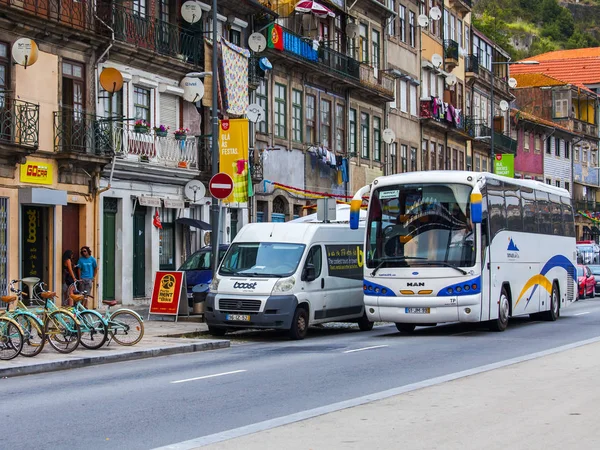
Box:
210;0;219;277
490;60;539;172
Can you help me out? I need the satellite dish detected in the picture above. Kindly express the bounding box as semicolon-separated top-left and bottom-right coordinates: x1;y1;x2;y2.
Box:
247;103;265;123
99;68;124;93
382;128;396;144
429;6;442;21
417;14;429;28
499;100;509;112
181;1;202;24
12;38;38;68
431;53;443;68
346;23;359;39
248;32;267;53
508;77;518;88
184;180;206;203
180;77;205;102
446;74;457;86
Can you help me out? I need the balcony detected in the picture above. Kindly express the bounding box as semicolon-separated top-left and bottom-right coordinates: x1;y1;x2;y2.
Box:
572;119;598;139
248;56;265;90
112;125;198;169
250;149;264;182
0;0;96;32
198;135;213;176
575;201;600;214
101;4;204;68
464;117;517;154
444;39;459;71
465;55;479;76
447;0;472;17
478;68;511;97
0;96;39;153
358;65;395;100
420;99;465;133
54;108;113;156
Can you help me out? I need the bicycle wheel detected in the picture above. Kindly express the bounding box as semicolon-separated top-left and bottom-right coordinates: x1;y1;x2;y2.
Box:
109;310;144;346
12;312;45;357
45;310;80;354
78;311;108;350
0;317;24;360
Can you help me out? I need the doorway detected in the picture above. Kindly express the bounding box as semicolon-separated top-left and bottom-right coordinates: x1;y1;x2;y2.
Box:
61;60;85;152
132;207;146;297
62;203;80;267
103;198;118;300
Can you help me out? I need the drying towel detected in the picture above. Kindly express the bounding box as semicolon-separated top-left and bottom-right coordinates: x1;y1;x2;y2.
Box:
221;38;250;116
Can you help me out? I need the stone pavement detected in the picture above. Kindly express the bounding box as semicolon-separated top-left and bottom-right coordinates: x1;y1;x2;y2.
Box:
1;307;228;378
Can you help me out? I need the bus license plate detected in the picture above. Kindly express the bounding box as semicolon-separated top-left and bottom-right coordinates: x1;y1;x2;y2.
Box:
226;314;251;321
405;307;430;314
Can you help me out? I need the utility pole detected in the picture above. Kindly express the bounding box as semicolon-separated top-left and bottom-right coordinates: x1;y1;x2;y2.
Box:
210;0;219;276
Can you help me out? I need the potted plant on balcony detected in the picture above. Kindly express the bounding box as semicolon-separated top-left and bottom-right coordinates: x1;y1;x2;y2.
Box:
154;124;169;137
134;119;150;134
174;127;190;141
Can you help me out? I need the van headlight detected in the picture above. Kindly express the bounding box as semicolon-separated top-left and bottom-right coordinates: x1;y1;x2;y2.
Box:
272;276;295;294
209;276;221;292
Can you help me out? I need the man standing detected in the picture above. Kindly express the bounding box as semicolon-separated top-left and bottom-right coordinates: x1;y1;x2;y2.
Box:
77;246;98;308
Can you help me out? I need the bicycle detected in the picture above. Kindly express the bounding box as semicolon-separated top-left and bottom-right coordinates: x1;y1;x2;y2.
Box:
66;281;109;349
0;314;23;360
1;283;45;357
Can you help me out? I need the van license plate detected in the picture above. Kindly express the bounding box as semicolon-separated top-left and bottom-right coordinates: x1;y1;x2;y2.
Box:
226;314;250;321
405;307;430;314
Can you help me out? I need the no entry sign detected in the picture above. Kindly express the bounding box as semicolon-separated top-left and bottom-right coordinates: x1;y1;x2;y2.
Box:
209;172;234;199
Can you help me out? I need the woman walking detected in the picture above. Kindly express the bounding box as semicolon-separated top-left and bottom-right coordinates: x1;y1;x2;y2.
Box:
62;250;77;307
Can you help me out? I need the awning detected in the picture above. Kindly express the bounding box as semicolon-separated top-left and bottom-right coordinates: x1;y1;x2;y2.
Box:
176;217;211;230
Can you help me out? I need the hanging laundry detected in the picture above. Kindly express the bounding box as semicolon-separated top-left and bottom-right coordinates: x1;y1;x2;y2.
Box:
220;38;250;116
341;158;349;183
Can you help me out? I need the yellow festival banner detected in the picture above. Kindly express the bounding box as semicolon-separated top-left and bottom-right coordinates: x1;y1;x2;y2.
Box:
219;118;249;204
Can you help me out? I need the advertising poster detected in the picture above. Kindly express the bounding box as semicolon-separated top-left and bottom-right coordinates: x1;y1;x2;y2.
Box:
219;118;249;204
494;154;515;178
149;271;188;316
325;245;364;280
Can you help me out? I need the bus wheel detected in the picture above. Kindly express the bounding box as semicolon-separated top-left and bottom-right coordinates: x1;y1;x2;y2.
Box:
289;306;308;340
395;323;416;333
541;283;559;321
489;288;510;332
357;312;374;331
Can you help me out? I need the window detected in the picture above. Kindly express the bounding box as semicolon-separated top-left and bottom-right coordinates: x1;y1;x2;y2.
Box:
292;89;302;143
536;191;552;235
459;151;464;170
372;30;380;69
257;80;268;134
132;0;146;16
409;12;416;47
335;104;345;152
349;108;357;155
304;245;322;279
410;84;417;116
230;29;241;46
458;19;463;48
421;69;429;97
444;9;449;40
475;154;481;172
452;148;458;170
562;197;575;237
445;147;451;169
359;23;368;63
306;94;316;143
360;112;369;158
546;178;552;185
410;147;417;171
399;5;406;42
524;131;530;152
487;179;507;238
320;99;331;148
438;143;444;170
565;141;570;159
553;90;570;118
134;86;151;123
373;117;381;161
555;180;561;188
546;137;552;155
575;145;580;161
430;141;436;170
555;138;561;157
464;23;470;55
583;149;588;163
274;83;287;139
400;80;408;113
505;187;523;232
401;144;407;172
521;188;536;233
535;134;541;154
389;0;397;36
565;182;570;192
389;142;397;174
422;139;428;170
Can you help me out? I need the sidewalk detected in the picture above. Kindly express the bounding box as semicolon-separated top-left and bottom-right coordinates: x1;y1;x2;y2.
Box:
1;307;229;378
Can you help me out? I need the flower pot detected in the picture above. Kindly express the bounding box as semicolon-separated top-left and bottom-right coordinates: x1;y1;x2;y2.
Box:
178;161;188;168
155;130;168;137
140;155;149;162
134;126;149;134
174;134;187;141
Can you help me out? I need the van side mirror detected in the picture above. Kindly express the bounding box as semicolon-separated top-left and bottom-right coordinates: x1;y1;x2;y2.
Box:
303;263;316;282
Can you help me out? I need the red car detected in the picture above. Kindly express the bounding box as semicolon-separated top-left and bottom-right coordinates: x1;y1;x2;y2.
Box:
577;265;595;299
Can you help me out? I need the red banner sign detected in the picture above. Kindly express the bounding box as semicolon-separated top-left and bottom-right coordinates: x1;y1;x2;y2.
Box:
150;271;187;316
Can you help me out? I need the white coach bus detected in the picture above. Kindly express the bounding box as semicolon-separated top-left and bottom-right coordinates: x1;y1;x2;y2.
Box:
349;171;577;332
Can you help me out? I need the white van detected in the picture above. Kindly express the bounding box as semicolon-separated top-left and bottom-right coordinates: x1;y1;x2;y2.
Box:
205;222;372;339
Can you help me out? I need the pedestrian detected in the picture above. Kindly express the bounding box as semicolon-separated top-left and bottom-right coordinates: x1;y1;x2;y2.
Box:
77;246;98;309
62;250;77;307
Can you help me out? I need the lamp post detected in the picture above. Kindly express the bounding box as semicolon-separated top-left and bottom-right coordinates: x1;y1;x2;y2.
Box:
490;60;538;172
210;0;219;276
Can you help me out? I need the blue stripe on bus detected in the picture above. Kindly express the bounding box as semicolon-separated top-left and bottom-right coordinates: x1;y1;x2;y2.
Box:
437;276;482;297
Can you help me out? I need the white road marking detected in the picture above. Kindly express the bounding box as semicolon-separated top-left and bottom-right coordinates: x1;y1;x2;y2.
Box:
343;345;389;354
170;370;246;384
575;312;591;316
154;335;600;450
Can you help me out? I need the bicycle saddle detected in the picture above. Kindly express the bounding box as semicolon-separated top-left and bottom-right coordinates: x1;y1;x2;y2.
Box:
40;292;57;299
102;300;118;307
70;294;85;303
0;295;17;304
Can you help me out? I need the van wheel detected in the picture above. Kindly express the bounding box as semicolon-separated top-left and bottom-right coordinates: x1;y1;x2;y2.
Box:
289;307;308;340
208;325;227;337
541;283;559;321
489;287;510;332
357;312;374;331
395;323;416;333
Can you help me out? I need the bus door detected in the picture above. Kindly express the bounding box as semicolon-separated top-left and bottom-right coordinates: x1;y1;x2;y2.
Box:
479;218;492;321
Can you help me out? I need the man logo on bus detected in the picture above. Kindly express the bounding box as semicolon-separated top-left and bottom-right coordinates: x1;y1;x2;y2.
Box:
507;237;520;259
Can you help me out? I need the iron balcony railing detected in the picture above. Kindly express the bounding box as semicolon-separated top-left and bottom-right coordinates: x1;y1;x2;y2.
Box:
198;135;213;174
420;99;465;131
444;39;459;61
250;149;264;182
248;56;265;89
358;64;395;98
465;54;479;74
0;96;39;148
54;108;113;155
465;117;518;154
575;201;600;213
107;4;203;66
0;0;96;31
112;124;198;168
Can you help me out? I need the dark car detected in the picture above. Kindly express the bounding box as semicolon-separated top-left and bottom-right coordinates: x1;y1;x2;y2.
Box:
179;245;229;306
588;265;600;295
577;265;595;299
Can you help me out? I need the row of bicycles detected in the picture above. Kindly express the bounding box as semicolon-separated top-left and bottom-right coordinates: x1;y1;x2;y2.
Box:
0;279;144;360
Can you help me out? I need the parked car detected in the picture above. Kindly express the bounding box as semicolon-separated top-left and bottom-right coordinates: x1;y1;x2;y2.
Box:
577;265;595;299
178;245;229;307
576;241;600;265
588;265;600;295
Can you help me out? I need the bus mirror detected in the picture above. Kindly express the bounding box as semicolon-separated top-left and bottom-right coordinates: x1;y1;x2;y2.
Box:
470;192;482;223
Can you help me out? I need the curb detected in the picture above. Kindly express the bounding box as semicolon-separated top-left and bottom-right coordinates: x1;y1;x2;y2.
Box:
1;340;230;378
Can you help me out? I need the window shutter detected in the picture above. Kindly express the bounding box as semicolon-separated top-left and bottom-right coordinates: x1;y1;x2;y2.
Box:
160;94;178;132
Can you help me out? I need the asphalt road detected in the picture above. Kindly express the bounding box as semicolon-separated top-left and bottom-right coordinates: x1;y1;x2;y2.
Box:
3;298;600;450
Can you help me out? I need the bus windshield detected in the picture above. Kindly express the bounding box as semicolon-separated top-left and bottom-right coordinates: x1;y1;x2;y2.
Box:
366;183;476;269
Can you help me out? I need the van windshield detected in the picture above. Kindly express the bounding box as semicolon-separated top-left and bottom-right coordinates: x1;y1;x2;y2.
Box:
219;242;306;277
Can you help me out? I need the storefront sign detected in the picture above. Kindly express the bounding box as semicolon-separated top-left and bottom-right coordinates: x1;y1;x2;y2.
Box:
494;154;515;178
219;118;249;204
21;206;44;279
20;162;53;185
149;271;188;316
164;198;185;209
138;196;162;207
325;244;364;280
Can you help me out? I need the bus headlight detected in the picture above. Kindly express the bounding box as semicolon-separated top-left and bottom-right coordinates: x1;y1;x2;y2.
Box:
209;276;221;292
272;276;296;294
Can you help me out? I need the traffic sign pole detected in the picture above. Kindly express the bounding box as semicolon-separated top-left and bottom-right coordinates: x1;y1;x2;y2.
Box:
209;172;234;200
